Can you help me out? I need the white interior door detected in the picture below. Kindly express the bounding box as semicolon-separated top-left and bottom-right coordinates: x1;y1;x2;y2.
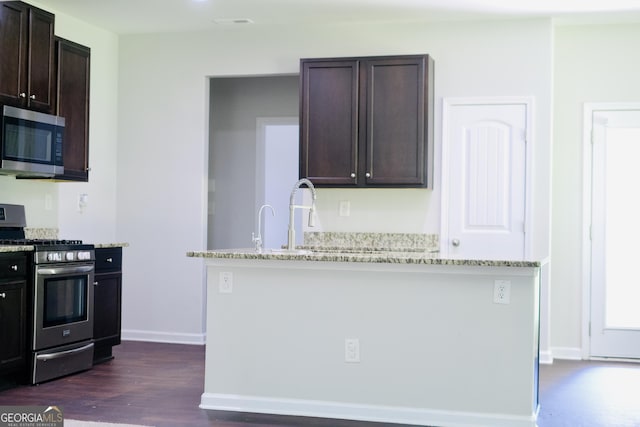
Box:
589;108;640;359
442;101;528;260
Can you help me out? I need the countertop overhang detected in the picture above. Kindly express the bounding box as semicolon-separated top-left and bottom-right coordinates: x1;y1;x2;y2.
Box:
187;248;543;268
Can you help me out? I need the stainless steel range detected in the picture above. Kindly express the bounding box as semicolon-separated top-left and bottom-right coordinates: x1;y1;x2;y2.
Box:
0;203;95;384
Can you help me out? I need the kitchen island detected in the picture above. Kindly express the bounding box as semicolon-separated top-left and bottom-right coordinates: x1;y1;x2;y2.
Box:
188;246;542;427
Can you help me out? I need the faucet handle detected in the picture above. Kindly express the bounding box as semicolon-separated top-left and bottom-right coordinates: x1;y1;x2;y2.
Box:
252;232;262;251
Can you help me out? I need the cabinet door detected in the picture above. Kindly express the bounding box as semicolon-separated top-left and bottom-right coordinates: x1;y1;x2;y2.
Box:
0;2;28;106
362;56;430;186
0;281;26;371
55;38;90;181
26;6;55;113
0;2;54;112
300;59;359;186
93;273;122;346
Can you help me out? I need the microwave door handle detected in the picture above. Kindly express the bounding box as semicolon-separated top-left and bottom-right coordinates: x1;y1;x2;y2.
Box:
38;265;95;275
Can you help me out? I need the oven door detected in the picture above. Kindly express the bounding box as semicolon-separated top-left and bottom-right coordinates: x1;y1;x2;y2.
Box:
33;262;95;350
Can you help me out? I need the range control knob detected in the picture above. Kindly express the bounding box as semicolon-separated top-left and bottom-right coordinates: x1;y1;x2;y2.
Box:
66;252;75;261
47;252;62;262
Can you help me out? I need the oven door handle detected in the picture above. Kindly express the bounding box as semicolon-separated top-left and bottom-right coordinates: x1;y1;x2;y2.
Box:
37;265;95;275
35;342;94;361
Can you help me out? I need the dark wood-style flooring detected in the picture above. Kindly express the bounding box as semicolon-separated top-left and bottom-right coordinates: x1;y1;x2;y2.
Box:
1;341;639;426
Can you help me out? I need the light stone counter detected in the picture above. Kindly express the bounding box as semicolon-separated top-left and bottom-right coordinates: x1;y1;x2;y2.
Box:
187;248;541;268
94;242;129;248
188;232;541;267
0;245;34;253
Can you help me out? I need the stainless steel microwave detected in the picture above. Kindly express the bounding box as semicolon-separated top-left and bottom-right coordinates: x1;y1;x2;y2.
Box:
0;105;64;177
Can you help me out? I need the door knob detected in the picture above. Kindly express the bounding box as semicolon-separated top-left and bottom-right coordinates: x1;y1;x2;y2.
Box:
452;239;460;247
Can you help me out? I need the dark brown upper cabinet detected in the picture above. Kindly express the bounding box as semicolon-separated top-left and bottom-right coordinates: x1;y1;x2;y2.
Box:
300;54;434;188
54;37;90;181
0;1;55;113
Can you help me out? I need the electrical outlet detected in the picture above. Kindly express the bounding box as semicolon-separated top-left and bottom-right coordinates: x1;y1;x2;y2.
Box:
339;200;350;217
77;193;89;212
493;280;511;304
219;272;233;293
345;338;360;363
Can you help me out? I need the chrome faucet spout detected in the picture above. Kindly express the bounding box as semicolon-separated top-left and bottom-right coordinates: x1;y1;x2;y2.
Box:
287;178;317;250
252;204;275;253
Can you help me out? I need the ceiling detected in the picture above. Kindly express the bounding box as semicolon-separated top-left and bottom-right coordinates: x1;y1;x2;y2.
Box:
33;0;640;34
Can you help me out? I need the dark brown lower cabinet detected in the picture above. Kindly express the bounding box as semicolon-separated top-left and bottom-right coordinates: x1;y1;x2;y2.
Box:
93;247;122;364
0;252;27;375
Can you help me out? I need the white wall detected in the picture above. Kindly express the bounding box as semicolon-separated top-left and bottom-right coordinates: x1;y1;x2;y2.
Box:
115;18;553;343
552;23;640;356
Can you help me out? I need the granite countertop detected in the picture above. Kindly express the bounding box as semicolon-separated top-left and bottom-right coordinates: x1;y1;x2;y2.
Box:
186;247;542;268
94;242;129;248
0;245;34;253
187;232;542;268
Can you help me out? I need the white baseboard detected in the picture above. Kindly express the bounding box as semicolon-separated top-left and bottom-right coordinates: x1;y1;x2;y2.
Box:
550;347;583;360
121;329;205;345
200;393;538;427
539;350;554;364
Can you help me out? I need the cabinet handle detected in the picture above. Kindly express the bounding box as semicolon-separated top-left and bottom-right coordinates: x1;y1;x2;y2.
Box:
106;257;113;263
10;264;18;271
365;172;371;178
0;293;5;299
19;92;26;98
94;281;99;286
350;173;356;178
29;94;36;100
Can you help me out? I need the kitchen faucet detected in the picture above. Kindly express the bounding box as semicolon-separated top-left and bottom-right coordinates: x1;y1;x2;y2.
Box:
287;178;317;250
252;204;275;253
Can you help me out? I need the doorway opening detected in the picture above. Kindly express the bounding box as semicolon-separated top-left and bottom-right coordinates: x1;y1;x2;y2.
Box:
208;75;299;250
585;104;640;359
256;117;300;249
